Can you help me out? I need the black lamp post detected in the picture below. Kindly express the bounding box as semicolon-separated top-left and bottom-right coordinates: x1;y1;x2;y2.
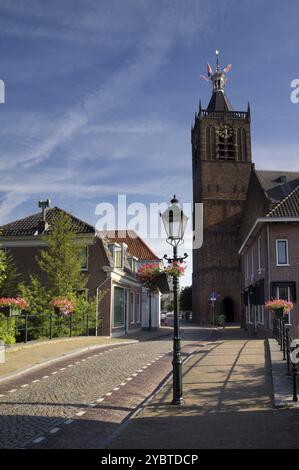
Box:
161;195;188;405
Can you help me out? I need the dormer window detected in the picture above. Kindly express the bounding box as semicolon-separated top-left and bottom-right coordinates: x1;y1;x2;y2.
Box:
108;242;128;269
108;243;122;268
128;256;138;273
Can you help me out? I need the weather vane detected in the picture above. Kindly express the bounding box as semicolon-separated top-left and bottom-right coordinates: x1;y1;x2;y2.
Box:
200;50;232;85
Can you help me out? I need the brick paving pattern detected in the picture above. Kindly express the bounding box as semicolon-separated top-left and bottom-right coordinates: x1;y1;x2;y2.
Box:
0;326;209;448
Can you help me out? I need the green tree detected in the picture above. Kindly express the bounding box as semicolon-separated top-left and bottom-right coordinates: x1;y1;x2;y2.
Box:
0;249;7;289
38;211;87;298
0;251;21;297
180;286;192;311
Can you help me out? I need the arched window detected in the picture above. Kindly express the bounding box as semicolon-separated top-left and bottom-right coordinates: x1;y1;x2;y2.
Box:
218;128;235;160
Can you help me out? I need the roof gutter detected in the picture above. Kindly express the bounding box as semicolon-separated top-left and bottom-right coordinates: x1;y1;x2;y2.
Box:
238;217;299;255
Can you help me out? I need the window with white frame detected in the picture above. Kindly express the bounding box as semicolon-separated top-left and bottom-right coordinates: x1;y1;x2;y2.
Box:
245;253;249;280
109;243;123;268
257;236;262;272
135;293;141;322
130;292;135;324
113;286;125;327
276;239;289;266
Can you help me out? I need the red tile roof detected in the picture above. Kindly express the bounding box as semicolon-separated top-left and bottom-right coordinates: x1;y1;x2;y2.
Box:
100;230;160;261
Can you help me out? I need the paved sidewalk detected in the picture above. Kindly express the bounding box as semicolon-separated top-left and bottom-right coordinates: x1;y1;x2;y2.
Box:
268;338;299;408
0;327;172;381
109;327;299;449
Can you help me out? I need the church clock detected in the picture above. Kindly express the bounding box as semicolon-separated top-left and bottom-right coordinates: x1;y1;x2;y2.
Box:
218;124;233;139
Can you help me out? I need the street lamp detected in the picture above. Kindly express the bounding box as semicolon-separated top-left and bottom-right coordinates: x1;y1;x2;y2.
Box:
161;195;188;405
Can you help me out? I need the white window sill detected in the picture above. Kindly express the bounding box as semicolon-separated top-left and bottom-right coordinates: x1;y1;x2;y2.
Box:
276;264;290;267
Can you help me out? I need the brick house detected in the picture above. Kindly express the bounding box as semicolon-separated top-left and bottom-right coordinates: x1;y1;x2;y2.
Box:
0;206;161;337
239;173;299;336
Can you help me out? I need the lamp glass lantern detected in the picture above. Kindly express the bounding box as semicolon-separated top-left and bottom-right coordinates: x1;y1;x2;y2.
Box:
161;195;188;243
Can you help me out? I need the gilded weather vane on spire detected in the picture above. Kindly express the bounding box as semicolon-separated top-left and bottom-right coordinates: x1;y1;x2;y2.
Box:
200;50;232;90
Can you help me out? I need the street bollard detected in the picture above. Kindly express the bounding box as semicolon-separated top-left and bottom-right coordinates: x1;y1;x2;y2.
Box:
69;314;73;338
292;363;298;402
283;323;286;361
286;327;291;376
86;313;89;336
279;320;283;351
49;312;53;340
24;313;28;344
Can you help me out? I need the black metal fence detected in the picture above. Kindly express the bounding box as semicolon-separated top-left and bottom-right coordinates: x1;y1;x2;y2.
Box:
8;311;99;343
273;318;298;402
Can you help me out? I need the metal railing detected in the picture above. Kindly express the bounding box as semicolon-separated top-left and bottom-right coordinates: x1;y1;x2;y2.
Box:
273;318;298;402
7;311;100;344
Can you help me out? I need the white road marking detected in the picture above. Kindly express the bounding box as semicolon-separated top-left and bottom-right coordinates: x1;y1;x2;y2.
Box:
32;379;40;383
42;376;49;379
132;373;138;377
51;371;58;375
50;427;60;434
60;368;66;371
33;437;45;443
9;389;17;393
64;419;74;425
137;369;143;373
21;384;29;388
67;364;73;368
0;394;4;398
120;382;126;386
89;403;97;408
126;377;133;381
76;411;86;416
142;366;148;369
113;387;120;391
105;392;112;396
96;398;104;403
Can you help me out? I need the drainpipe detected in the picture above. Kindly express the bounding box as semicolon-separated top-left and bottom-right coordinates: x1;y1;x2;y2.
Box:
95;274;111;337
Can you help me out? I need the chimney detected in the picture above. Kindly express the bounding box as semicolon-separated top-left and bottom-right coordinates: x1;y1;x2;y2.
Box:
37;199;51;234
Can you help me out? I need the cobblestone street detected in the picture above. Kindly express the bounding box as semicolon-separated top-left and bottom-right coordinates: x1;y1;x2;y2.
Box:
0;326;210;448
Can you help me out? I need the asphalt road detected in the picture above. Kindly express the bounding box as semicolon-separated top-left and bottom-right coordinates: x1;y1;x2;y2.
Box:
0;325;212;449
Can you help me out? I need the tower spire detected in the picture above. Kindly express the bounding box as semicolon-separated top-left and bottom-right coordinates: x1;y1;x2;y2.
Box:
207;51;233;111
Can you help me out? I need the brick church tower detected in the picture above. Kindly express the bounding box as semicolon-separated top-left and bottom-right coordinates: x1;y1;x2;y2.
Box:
192;54;252;324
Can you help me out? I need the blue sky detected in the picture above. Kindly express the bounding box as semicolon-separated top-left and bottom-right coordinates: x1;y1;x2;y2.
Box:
0;0;299;285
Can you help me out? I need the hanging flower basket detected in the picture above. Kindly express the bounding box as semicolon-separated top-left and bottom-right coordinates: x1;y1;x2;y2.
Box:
153;272;171;294
0;298;29;317
265;299;294;319
165;261;187;278
50;298;75;316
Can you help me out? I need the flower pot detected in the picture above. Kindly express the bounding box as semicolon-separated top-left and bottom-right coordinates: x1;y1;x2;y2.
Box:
153;272;171;293
54;306;61;316
0;306;21;317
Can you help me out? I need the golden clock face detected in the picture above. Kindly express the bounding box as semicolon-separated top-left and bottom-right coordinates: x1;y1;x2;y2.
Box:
218;124;233;139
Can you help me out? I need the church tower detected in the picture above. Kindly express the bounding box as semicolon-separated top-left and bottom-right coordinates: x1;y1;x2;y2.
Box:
192;53;252;324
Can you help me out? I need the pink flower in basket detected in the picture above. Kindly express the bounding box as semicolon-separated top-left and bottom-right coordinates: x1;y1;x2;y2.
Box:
265;299;294;313
50;298;75;316
0;297;29;310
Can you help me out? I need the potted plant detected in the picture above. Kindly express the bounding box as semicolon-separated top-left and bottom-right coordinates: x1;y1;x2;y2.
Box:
265;299;294;319
0;297;29;317
50;298;75;316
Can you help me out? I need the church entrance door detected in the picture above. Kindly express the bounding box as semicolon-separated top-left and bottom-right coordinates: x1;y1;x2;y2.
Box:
222;297;234;323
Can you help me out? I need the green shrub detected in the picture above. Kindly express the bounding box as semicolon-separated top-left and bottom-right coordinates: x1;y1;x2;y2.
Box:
0;314;16;344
